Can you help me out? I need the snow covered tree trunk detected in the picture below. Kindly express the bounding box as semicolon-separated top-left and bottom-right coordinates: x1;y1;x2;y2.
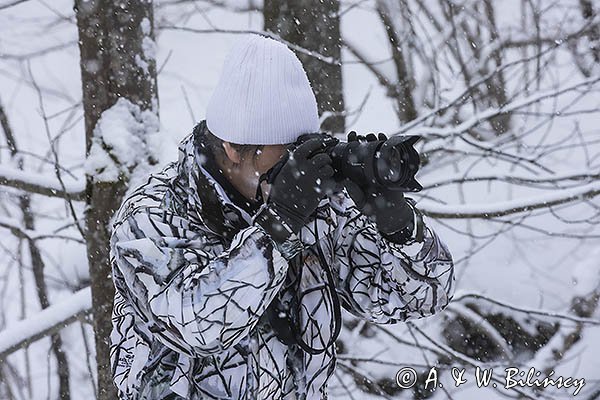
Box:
264;0;345;134
74;1;159;398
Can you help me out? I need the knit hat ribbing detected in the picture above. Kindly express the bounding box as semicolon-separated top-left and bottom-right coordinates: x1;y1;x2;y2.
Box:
206;34;320;145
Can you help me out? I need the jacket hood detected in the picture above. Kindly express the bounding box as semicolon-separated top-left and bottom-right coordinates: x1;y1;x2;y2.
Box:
172;121;251;242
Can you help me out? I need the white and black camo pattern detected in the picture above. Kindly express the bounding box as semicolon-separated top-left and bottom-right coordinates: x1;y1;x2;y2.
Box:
109;125;455;399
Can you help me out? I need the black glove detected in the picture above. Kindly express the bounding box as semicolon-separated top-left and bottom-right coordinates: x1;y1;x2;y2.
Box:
253;136;337;245
342;131;417;242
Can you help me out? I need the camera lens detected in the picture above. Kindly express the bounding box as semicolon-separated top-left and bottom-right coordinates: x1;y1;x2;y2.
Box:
376;145;402;184
327;132;422;192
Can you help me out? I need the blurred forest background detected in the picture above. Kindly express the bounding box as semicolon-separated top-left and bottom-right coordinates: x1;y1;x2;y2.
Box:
1;0;599;399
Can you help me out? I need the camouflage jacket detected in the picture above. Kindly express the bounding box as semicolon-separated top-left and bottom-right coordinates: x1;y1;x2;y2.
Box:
109;121;455;399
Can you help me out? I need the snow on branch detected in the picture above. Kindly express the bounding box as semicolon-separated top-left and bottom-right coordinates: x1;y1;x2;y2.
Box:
453;291;600;325
0;287;92;360
0;165;85;200
406;322;538;398
420;170;600;190
84;97;160;184
446;302;515;359
0;0;30;11
401;75;600;139
418;179;600;219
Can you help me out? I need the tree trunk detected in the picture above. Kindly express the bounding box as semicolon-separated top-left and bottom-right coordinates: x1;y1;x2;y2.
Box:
74;1;159;398
482;0;511;135
580;0;600;65
376;0;418;123
264;0;345;134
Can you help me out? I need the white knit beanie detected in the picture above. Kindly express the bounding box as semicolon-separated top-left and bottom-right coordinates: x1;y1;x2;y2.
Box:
206;34;320;145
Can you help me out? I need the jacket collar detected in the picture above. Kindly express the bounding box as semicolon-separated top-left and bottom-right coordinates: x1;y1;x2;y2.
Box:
192;121;262;216
175;121;256;242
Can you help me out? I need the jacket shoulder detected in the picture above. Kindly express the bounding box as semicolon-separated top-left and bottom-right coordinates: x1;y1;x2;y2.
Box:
112;162;185;230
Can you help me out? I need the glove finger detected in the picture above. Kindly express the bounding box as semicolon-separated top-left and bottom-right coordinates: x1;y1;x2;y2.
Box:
347;131;358;142
318;165;335;179
294;137;331;159
309;153;332;168
378;132;387;141
366;133;377;142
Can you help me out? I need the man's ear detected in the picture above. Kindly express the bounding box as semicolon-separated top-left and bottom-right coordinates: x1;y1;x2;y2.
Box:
222;142;242;164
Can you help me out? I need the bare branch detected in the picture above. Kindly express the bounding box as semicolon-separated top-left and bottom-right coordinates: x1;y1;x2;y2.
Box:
446;303;515;360
0;0;30;11
404;74;600;139
158;25;340;65
397;16;600;135
453;292;600;325
0;41;77;61
422;170;600;190
419;179;600;219
27;61;86;238
342;39;396;96
156;0;261;13
0;166;85;200
407;322;544;399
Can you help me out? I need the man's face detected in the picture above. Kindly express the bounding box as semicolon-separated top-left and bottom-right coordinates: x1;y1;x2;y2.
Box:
221;142;289;201
252;144;288;176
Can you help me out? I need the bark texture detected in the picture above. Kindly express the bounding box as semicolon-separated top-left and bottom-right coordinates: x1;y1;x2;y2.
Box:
74;1;158;398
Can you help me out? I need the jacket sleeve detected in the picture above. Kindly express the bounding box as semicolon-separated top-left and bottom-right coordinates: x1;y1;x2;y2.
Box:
109;205;289;358
329;191;455;324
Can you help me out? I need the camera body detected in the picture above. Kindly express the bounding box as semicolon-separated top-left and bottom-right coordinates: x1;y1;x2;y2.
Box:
291;132;423;192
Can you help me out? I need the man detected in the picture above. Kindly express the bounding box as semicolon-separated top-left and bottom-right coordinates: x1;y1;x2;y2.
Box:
109;34;454;399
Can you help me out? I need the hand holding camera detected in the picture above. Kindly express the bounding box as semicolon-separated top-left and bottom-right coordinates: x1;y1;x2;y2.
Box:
291;129;422;239
341;131;416;238
253;136;337;244
254;129;422;244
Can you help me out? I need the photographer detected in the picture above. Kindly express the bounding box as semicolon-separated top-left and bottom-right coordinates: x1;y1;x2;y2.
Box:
109;34;454;400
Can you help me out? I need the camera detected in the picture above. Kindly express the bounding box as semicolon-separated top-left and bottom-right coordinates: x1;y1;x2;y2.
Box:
292;132;423;192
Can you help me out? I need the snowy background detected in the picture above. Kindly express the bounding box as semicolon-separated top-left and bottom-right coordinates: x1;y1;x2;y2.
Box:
1;0;599;399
